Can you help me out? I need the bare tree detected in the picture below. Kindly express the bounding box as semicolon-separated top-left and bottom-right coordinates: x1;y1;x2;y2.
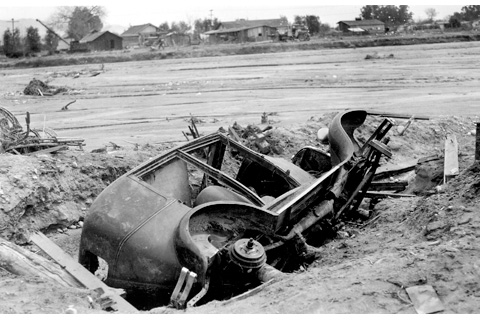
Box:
425;8;438;22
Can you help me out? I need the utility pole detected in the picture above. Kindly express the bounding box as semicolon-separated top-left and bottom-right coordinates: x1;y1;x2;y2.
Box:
210;10;213;26
1;18;19;48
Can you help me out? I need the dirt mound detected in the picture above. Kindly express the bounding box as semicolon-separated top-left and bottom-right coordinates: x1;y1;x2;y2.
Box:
1;114;480;314
0;148;159;243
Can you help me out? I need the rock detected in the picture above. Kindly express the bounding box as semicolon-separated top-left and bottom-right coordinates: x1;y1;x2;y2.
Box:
337;231;349;239
317;128;329;144
457;214;472;225
426;221;447;234
78;221;84;228
68;225;77;229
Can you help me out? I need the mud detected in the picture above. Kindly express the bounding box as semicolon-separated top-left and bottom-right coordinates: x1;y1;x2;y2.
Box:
1;40;479;314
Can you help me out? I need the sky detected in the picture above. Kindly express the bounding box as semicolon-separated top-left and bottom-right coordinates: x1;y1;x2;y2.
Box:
0;1;465;32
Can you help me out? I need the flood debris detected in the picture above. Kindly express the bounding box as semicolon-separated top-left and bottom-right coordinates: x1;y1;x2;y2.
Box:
182;116;201;140
23;79;68;96
78;109;397;310
443;134;459;183
0;106;84;155
61;100;76;111
365;52;395;60
405;285;445;314
30;231;137;313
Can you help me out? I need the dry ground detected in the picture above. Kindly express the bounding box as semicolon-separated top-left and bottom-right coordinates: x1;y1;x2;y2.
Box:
1;41;480;314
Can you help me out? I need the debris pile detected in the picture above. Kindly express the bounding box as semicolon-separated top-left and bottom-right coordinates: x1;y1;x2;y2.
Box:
23;79;68;96
0;106;84;155
365;52;395;60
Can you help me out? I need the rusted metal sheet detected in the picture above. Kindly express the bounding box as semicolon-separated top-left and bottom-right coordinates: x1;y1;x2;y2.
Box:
78;109;394;309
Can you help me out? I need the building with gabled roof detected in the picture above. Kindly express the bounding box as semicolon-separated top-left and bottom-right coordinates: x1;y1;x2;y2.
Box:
337;19;385;33
121;23;160;47
206;18;289;44
79;30;123;51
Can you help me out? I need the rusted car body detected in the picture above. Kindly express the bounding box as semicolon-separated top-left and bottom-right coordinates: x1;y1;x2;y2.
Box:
79;110;394;308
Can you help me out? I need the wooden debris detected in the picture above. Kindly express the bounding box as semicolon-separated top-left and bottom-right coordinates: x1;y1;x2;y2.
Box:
370;180;408;191
475;123;480;161
228;126;241;142
261;112;268;124
398;115;415;136
374;165;416;181
0;237;82;288
444;134;459;184
406;285;445;314
61;100;76;111
365;191;416;198
27;145;68;155
367;111;429;121
374;154;441;181
29;231;137;313
109;141;121;150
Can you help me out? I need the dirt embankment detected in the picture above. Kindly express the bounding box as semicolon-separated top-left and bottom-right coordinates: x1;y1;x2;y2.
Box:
1;32;479;70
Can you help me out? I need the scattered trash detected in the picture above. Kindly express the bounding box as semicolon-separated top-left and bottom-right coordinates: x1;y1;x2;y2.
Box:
365;53;395;60
405;285;445;314
0;106;84;154
23;79;68;96
61;100;76;111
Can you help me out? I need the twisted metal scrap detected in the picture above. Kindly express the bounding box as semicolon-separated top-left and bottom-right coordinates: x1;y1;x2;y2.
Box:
0;106;25;151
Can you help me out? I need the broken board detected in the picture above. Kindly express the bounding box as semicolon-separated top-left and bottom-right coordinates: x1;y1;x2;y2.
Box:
29;231;137;313
406;285;445;314
444;134;459;184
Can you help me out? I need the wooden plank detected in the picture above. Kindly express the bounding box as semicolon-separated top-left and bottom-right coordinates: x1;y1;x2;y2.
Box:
26;145;68;155
373;164;416;181
0;237;82;288
370;181;408;191
417;154;441;164
365;191;416;198
29;231;137;313
367;111;429;120
228;126;241;142
476;123;480;161
444;134;459;184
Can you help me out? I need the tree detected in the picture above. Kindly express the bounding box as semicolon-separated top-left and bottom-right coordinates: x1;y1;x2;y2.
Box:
460;5;480;21
24;26;42;54
48;6;106;40
193;17;221;35
305;15;321;34
293;15;304;25
170;21;191;34
67;7;104;40
360;5;413;26
159;22;170;32
2;28;21;57
44;29;59;55
425;8;438;22
448;15;462;28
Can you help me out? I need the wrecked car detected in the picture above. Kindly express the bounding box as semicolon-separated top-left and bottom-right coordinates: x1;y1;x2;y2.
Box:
79;110;394;309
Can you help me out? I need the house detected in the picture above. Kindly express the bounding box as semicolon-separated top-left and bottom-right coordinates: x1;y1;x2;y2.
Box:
205;18;289;43
337;19;385;33
79;30;123;51
121;23;159;47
